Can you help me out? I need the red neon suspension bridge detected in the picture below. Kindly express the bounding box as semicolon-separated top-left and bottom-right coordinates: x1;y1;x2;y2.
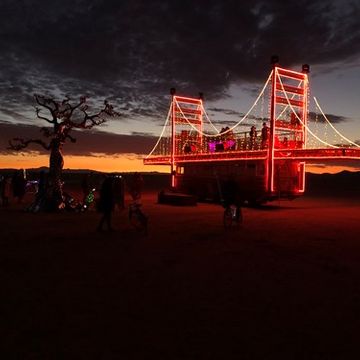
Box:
144;62;360;199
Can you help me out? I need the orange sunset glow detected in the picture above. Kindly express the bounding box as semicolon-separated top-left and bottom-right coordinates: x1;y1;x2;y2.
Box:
0;153;168;173
1;152;358;175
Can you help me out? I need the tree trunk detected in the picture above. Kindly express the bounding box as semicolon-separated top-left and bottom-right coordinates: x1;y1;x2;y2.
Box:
46;144;64;210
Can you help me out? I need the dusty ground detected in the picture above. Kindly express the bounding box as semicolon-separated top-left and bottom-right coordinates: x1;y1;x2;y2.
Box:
1;191;360;359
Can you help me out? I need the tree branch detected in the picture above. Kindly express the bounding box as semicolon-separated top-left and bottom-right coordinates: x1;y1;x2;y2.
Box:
40;127;54;138
35;107;54;124
66;100;120;129
34;94;59;123
59;96;86;120
8;138;50;151
10;96;119;153
66;133;77;143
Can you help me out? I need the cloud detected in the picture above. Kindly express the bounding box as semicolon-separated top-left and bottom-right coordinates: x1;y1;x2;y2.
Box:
207;107;242;116
308;111;349;123
0;121;157;156
1;0;360;123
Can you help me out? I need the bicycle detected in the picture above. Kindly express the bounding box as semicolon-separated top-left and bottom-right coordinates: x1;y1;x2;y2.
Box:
129;201;148;234
223;203;243;230
215;174;243;230
81;188;96;211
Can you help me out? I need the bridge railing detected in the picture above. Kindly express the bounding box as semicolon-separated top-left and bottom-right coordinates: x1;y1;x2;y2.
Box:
174;130;269;155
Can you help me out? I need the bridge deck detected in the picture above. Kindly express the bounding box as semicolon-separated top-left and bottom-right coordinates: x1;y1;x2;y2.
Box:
144;148;360;165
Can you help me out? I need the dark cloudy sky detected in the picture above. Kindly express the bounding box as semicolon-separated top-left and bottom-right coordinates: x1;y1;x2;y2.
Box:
1;0;360;169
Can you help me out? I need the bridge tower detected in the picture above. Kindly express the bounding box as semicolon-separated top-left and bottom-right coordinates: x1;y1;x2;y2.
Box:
268;56;309;196
170;89;204;187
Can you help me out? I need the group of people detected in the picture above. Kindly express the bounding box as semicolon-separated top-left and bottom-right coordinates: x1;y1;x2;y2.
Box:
209;122;270;152
0;169;145;233
249;122;270;150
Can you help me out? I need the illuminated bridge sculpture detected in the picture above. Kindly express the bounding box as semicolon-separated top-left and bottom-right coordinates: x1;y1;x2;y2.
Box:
144;62;360;204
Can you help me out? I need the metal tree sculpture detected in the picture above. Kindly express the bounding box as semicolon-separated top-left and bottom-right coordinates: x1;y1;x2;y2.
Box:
9;94;119;210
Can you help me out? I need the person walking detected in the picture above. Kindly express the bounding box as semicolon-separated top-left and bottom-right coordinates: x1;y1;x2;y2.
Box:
1;176;11;207
97;176;115;232
112;175;125;211
28;171;47;212
129;172;144;202
222;174;242;224
12;170;26;203
81;173;90;205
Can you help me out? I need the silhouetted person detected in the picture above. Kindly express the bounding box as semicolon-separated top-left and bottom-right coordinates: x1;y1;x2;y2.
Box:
222;175;242;222
97;176;115;232
29;171;47;212
250;125;257;149
184;142;192;154
129;172;144;202
283;137;289;148
81;173;89;205
113;175;125;211
0;176;4;206
261;122;270;149
1;175;11;207
12;170;26;203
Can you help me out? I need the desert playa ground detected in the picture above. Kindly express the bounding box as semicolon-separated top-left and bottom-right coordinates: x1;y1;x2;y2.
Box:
2;187;360;359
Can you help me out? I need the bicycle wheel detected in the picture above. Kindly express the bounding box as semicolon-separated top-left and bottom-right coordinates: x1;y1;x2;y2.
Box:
130;210;148;233
235;207;243;226
223;207;233;229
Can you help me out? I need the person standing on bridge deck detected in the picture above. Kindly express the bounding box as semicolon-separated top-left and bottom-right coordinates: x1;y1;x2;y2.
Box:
261;122;270;149
250;125;257;149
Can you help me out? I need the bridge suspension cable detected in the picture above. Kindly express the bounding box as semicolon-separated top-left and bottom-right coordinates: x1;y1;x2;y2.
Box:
276;70;339;149
313;96;360;148
173;98;220;135
202;107;220;134
174;70;273;138
146;106;171;158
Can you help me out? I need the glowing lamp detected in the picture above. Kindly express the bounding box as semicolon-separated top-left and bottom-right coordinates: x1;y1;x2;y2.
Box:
271;55;279;65
302;64;310;73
